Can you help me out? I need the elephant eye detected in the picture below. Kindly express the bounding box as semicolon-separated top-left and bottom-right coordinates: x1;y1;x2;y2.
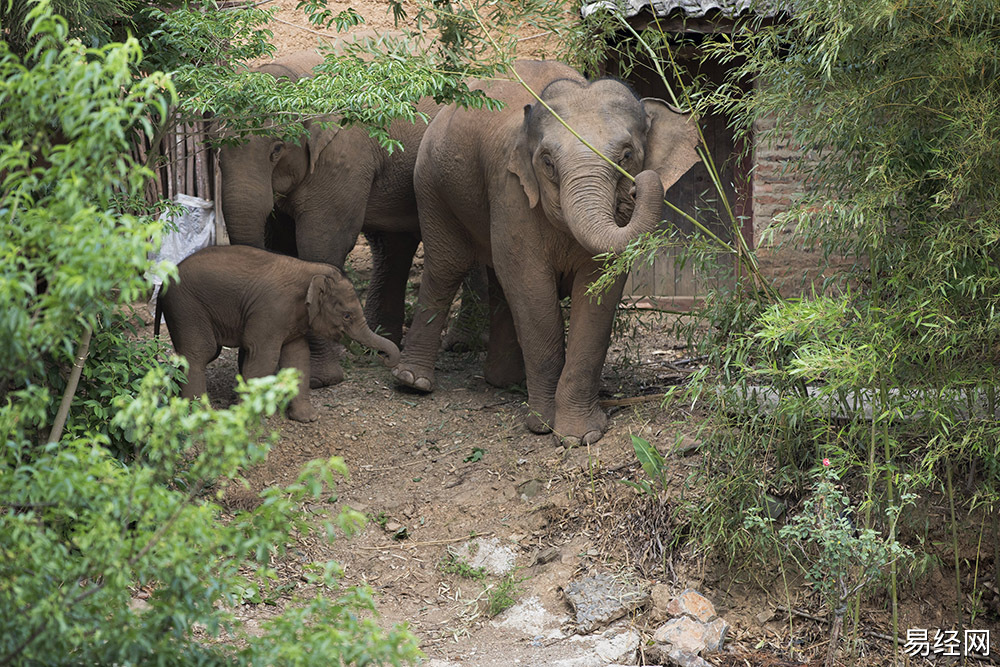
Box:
619;148;634;165
343;311;353;321
541;153;556;179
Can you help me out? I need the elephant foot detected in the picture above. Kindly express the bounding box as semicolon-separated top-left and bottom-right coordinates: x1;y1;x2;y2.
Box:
309;339;345;389
553;407;608;446
288;401;319;423
554;430;604;448
525;410;553;435
391;364;434;393
309;362;344;389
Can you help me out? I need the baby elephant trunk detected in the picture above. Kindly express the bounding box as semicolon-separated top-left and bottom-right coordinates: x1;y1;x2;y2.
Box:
348;321;401;367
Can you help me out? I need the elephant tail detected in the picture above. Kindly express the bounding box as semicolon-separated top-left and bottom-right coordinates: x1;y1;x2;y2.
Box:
153;286;163;338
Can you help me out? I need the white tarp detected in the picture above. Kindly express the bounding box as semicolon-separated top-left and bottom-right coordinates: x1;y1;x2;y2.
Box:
148;193;217;317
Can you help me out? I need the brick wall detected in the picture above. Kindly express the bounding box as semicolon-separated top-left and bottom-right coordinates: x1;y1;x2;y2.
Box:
750;114;848;293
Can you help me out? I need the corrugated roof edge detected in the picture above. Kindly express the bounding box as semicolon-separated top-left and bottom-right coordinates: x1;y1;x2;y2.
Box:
580;0;782;20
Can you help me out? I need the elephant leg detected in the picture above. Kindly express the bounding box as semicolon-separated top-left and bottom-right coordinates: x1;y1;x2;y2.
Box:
279;337;318;422
363;231;420;346
482;267;525;388
442;265;490;353
306;333;344;389
393;226;475;393
294;210;365;387
552;269;626;446
179;354;211;400
164;309;217;399
495;261;564;437
240;341;282;380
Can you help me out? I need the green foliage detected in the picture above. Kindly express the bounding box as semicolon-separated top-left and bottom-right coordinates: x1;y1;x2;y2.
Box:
748;466;914;614
0;7;170;384
439;551;489;581
1;4;420;664
688;0;1000;534
463;446;486;463
0;0;157;56
619;435;669;496
593;0;1000;642
485;571;522;618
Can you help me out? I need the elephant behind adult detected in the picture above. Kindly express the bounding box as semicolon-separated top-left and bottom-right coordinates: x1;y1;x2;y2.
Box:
393;60;700;445
218;48;441;386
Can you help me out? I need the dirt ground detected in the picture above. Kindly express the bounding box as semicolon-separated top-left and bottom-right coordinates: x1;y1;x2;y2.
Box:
158;3;998;665
145;237;999;667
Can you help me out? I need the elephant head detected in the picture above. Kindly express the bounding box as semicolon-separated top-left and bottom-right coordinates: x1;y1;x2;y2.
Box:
306;273;401;366
218;51;339;250
508;77;700;256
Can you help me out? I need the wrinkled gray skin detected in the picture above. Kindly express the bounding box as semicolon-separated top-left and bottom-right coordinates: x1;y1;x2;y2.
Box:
219;50;441;388
393;60;700;445
161;245;399;422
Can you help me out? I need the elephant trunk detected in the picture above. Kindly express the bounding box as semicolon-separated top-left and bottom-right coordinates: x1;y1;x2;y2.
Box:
347;321;401;367
562;168;665;257
219;147;274;248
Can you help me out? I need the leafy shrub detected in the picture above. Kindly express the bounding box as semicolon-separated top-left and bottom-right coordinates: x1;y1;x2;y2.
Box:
0;4;420;664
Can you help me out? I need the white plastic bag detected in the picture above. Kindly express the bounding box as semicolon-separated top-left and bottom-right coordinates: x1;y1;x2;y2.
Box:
148;194;217;318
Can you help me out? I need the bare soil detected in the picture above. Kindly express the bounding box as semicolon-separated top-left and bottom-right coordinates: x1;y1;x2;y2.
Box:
144;237;999;666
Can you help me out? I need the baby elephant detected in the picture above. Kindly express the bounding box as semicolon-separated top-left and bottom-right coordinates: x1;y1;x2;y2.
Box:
159;245;400;422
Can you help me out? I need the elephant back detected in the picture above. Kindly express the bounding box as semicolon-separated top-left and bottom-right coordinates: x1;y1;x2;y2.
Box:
254;51;324;81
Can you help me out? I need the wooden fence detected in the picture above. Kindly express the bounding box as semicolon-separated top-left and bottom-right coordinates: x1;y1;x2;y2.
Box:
131;116;228;243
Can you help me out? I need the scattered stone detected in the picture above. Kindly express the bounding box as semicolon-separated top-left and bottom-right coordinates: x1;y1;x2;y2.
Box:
664;589;717;623
383;521;407;540
461;536;517;576
559;624;641;666
701;617;728;652
653;616;709;653
517;478;544;499
667;648;713;667
563;572;649;633
755;607;776;625
537;546;560;564
668;435;700;456
128;597;151;613
649;590;730;660
763;493;787;520
592;628;640;665
649;584;673;621
494;596;567;639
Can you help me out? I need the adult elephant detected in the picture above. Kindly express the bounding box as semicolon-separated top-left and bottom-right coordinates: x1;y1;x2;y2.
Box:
218;49;441;386
392;60;700;445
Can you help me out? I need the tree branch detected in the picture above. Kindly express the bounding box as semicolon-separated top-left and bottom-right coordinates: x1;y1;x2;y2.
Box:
45;325;92;444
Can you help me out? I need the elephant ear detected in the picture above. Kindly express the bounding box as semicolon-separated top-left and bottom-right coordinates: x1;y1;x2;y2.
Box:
306;275;333;334
641;98;701;195
507;104;540;209
306;120;340;174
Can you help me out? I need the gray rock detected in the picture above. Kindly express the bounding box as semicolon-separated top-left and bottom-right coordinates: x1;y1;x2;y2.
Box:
653;616;709;653
563;573;649;633
668;648;713;667
649;583;673;621
702;617;729;652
